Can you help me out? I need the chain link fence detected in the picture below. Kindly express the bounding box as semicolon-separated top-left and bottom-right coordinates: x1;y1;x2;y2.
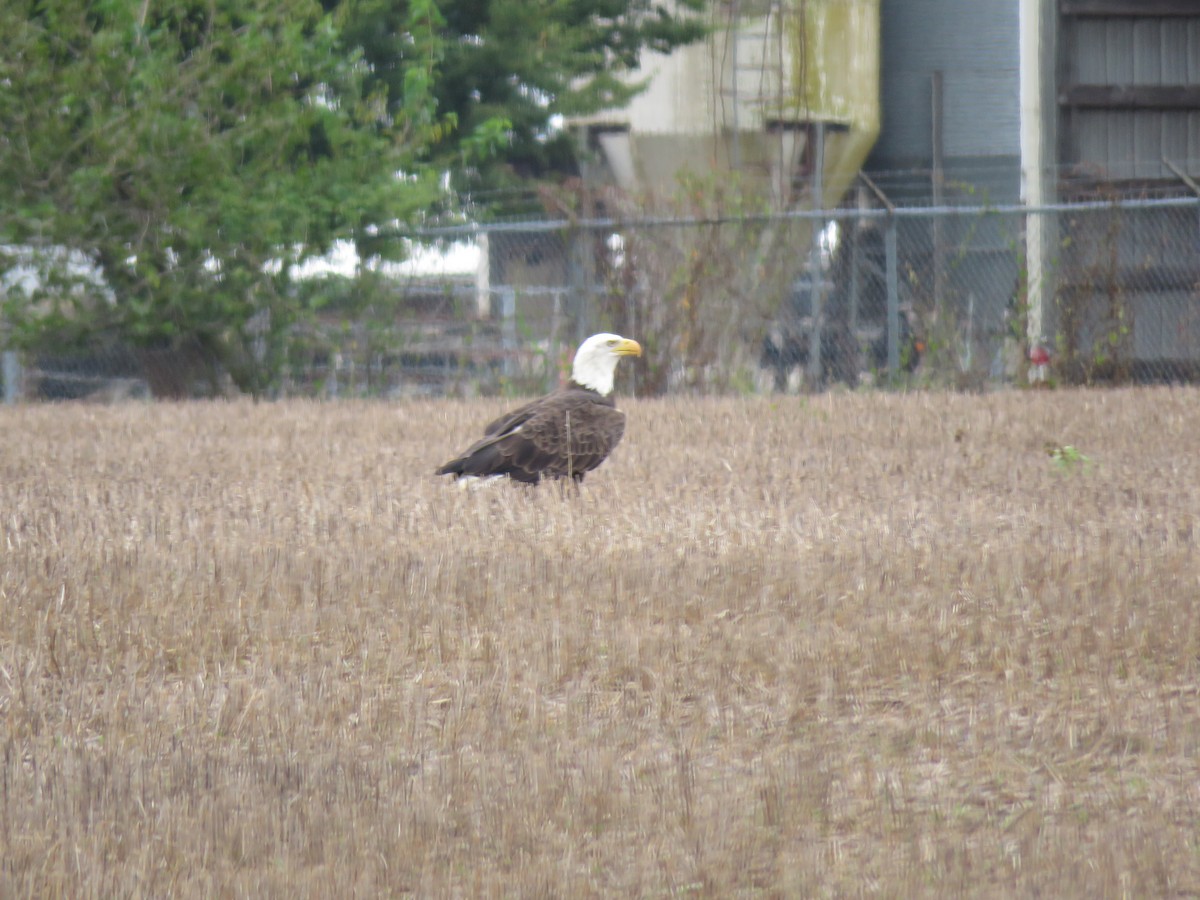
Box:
4;194;1200;401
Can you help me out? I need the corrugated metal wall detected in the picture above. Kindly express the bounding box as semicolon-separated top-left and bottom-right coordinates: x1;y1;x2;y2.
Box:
1056;4;1200;368
869;0;1020;200
1060;11;1200;186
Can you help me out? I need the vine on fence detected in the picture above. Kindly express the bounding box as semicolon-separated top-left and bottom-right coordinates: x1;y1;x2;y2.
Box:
583;170;811;394
1056;196;1134;385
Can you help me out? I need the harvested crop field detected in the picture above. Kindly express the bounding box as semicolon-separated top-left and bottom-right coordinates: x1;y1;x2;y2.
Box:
2;388;1199;897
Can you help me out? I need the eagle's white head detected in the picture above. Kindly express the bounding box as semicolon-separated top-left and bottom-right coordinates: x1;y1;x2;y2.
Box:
571;333;642;395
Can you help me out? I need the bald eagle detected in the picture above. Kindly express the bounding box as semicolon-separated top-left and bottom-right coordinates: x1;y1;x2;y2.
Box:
436;333;642;484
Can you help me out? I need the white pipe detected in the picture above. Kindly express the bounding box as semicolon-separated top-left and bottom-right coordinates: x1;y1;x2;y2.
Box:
1019;0;1051;350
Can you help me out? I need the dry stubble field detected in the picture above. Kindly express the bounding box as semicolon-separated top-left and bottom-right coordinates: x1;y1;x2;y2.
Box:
1;388;1199;897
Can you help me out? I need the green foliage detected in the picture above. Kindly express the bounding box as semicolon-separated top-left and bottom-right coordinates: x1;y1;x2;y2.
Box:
1045;442;1092;475
340;0;709;215
0;0;444;394
1;0;709;394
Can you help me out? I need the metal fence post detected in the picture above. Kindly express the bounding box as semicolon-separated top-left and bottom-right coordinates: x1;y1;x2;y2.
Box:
859;171;900;377
931;70;946;321
806;123;827;386
500;286;517;379
327;353;339;399
2;351;20;404
568;225;592;345
885;216;899;374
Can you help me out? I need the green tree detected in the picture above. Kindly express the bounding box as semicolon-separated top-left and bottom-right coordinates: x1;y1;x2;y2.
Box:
339;0;709;215
0;0;707;396
0;0;448;394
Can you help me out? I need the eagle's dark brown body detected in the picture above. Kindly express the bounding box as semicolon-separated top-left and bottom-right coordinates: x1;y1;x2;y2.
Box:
436;384;627;484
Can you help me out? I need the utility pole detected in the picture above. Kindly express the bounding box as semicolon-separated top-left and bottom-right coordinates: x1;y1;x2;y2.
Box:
1020;0;1057;356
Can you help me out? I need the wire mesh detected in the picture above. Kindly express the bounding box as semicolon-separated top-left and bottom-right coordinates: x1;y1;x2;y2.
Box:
3;196;1199;401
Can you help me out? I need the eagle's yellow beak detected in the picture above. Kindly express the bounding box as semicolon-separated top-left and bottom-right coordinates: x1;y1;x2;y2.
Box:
615;338;642;357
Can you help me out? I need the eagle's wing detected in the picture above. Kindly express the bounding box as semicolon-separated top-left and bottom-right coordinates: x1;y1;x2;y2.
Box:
437;389;626;483
511;392;626;481
482;397;545;437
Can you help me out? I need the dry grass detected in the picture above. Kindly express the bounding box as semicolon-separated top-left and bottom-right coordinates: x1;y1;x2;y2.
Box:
2;389;1199;897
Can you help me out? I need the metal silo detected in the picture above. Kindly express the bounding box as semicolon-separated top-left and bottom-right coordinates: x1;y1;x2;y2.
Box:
574;0;882;210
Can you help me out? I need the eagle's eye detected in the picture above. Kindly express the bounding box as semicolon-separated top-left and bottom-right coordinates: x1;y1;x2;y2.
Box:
607;339;617;346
